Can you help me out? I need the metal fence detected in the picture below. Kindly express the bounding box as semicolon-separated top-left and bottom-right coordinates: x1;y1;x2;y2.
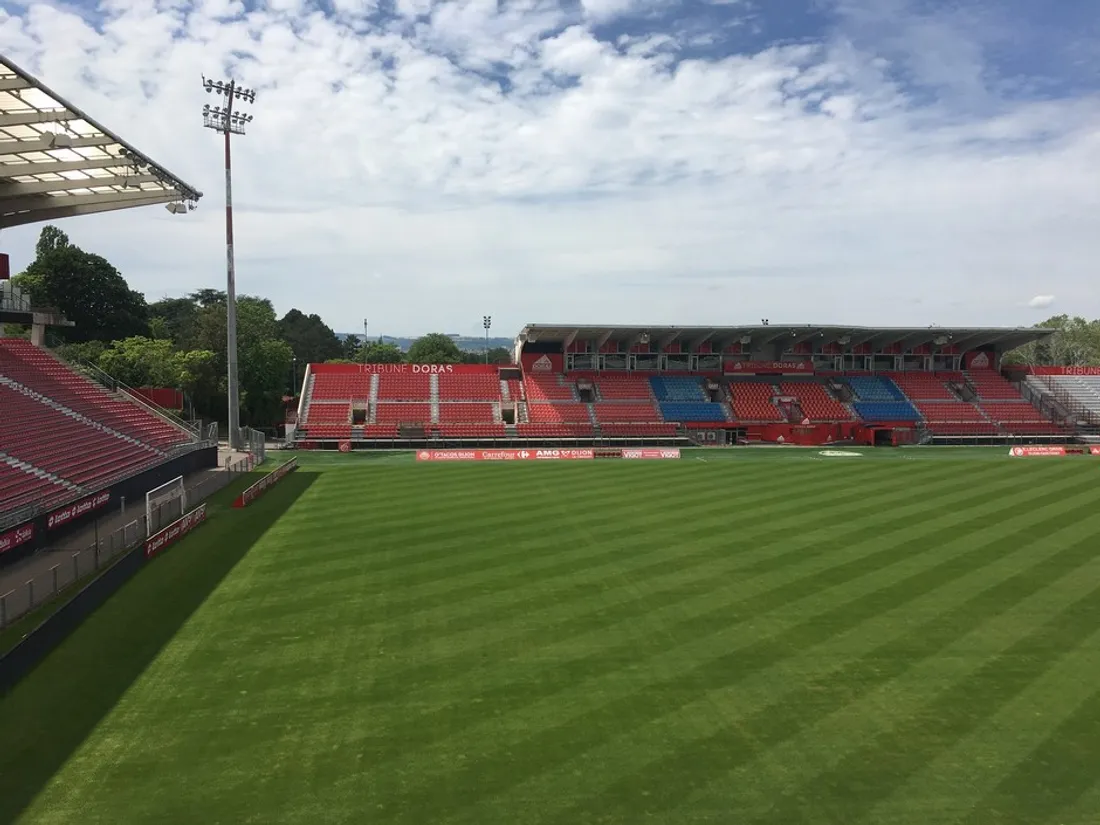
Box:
0;455;254;630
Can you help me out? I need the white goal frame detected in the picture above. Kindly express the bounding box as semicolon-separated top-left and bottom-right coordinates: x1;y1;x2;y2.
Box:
146;475;186;536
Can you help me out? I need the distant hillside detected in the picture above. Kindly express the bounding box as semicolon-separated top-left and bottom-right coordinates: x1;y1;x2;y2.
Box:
335;333;513;352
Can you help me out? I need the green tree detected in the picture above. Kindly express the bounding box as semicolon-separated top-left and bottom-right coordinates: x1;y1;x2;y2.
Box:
190;288;227;308
35;225;70;257
1003;315;1100;367
20;225;148;342
406;333;462;364
277;308;342;364
9;272;44;305
340;335;363;361
149;297;201;349
98;337;184;388
176;348;220;415
53;340;109;367
194;295;292;426
365;342;403;363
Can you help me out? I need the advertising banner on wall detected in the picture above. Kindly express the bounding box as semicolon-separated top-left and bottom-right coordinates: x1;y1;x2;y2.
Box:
47;490;111;531
620;449;682;460
417;449;594;462
145;504;208;559
0;522;34;555
965;351;995;370
233;458;300;508
520;353;565;373
1008;446;1067;457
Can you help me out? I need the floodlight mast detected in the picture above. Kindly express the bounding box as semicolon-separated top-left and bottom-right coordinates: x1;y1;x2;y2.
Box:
202;76;256;451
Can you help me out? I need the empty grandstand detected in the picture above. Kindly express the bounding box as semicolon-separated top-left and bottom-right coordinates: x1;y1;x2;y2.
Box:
286;323;1080;449
0;339;207;530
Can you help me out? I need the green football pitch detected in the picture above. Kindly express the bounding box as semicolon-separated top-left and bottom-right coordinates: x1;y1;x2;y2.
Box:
3;447;1100;825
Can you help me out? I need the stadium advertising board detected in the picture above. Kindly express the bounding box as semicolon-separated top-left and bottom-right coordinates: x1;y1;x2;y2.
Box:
520;353;565;373
417;449;594;462
0;522;34;555
724;361;814;374
1010;446;1100;458
233;458;300;508
145;504;207;559
1009;446;1067;457
621;449;682;460
965;351;995;369
47;490;111;530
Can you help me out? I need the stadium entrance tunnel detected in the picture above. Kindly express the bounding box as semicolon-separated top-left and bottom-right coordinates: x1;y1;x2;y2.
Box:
0;470;320;824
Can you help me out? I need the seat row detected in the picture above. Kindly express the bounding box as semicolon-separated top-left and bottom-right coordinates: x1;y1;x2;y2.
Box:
0;339;191;450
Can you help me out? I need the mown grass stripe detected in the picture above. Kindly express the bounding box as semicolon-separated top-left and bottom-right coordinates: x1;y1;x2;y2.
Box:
737;557;1100;825
198;462;993;687
6;454;1100;825
460;509;1100;825
864;635;1100;825
333;473;1092;815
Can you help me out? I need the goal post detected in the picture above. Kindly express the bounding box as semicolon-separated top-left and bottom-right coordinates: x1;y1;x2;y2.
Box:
146;475;186;536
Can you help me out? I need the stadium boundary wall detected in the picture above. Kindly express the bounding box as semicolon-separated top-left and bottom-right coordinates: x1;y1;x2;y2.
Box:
0;445;218;570
233;458;299;507
0;468;237;694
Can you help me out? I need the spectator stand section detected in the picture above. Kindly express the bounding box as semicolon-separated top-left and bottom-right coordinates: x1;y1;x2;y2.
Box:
0;338;210;540
1019;366;1100;435
288;325;1074;450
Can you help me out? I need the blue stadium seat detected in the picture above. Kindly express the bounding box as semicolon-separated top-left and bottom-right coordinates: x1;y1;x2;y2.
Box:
853;401;921;422
847;376;906;402
659;402;729;422
650;376;708;402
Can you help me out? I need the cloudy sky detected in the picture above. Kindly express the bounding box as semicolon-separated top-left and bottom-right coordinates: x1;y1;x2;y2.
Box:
1;0;1097;338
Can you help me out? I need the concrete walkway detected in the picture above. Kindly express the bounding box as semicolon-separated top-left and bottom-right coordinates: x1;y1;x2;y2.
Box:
0;446;253;615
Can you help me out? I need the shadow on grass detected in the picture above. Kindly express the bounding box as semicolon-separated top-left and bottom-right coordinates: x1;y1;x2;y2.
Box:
0;471;319;824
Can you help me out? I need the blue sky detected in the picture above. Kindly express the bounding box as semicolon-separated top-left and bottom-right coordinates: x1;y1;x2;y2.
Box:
0;0;1097;336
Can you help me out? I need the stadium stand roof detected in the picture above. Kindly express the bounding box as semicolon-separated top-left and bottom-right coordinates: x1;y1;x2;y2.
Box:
0;55;202;230
517;324;1055;352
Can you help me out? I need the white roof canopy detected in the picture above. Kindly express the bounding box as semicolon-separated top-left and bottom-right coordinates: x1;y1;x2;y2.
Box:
0;56;202;230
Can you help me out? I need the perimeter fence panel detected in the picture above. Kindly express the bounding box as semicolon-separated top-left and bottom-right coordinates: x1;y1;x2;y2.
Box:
0;456;251;630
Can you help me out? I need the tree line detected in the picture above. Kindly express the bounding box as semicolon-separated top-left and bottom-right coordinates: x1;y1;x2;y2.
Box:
8;226;511;428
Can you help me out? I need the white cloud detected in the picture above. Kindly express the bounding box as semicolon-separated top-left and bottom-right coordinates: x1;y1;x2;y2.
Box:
0;0;1098;338
1027;295;1055;309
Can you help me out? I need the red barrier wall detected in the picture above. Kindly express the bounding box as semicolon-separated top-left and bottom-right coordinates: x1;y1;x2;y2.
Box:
233;458;299;507
145;504;208;558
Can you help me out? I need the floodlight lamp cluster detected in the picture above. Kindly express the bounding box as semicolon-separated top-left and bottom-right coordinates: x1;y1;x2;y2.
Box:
203;77;257;103
202;104;254;135
483;315;492;331
165;197;199;215
115;147;202;204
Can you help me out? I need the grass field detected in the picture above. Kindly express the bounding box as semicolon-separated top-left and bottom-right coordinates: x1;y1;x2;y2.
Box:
3;447;1100;824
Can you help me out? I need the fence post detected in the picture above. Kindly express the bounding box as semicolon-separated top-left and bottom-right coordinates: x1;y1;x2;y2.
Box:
51;565;59;595
0;593;7;628
27;579;34;609
73;552;80;581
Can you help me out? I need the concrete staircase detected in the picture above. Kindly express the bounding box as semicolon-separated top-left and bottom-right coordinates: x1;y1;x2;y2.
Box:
0;449;84;493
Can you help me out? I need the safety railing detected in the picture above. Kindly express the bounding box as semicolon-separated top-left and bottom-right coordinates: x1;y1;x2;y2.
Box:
0;455;254;630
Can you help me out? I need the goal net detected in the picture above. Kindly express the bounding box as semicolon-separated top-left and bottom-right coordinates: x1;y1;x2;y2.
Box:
146;475;186;536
